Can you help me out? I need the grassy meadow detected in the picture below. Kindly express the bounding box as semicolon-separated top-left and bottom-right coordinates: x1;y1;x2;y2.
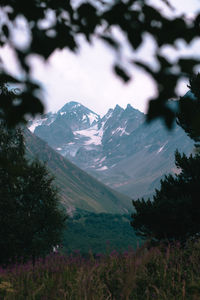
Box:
1;240;200;299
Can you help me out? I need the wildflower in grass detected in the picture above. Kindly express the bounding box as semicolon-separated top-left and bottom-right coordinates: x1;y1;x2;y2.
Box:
1;242;200;299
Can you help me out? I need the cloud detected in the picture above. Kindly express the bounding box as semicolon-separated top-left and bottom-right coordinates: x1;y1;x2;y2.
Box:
30;38;156;116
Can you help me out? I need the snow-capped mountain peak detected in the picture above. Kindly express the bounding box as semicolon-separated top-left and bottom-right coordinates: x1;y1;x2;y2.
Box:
57;101;100;129
28;102;143;149
28;99;193;200
28;102;143;162
58;101;81;113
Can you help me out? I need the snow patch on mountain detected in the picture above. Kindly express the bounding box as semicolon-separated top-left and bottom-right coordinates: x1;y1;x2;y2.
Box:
74;103;81;108
29;113;56;132
97;166;108;171
157;145;165;154
74;124;102;145
104;109;113;121
87;113;99;125
112;127;130;136
157;141;168;154
29;118;48;132
98;156;106;164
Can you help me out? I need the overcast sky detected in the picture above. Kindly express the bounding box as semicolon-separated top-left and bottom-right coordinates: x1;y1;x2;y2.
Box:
1;0;200;117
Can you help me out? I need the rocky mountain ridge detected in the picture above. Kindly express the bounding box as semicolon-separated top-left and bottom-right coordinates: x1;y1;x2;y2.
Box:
29;100;194;199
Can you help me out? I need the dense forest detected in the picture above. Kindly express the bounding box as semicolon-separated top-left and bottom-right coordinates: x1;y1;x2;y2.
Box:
62;210;141;254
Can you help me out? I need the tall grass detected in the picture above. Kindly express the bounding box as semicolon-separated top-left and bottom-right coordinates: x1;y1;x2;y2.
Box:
1;240;200;299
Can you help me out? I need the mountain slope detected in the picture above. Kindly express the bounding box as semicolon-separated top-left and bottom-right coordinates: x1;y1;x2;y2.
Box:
29;100;194;199
91;119;194;198
24;129;132;214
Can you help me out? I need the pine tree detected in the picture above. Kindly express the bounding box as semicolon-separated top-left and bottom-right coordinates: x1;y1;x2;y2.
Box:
131;151;200;243
176;73;200;146
131;75;200;244
0;123;67;266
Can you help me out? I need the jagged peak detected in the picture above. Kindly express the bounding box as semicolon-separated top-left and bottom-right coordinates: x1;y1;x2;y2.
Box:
104;108;113;118
57;101;100;128
125;104;143;114
125;104;134;110
58;101;82;113
58;101;99;118
114;104;124;111
112;105;124;118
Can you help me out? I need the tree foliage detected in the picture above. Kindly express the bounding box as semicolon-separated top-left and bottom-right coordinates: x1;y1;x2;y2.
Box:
0;122;67;266
131;75;200;244
177;74;200;145
0;0;200;127
62;210;141;254
131;151;200;243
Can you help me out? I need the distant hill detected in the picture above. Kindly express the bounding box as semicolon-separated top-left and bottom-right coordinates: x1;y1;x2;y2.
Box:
29;100;194;199
24;128;132;214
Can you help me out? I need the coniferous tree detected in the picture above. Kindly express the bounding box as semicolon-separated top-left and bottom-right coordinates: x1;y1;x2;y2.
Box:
177;73;200;148
131;75;200;244
0;123;67;266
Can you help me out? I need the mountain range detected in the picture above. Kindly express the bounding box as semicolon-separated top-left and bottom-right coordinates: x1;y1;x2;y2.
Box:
28;100;194;199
